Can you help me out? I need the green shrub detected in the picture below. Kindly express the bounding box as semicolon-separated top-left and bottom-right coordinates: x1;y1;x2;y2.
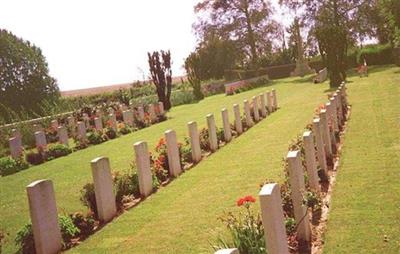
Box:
70;212;96;236
216;128;225;143
104;127;117;140
199;128;211;152
179;137;193;164
170;90;196;106
15;216;79;253
285;217;296;235
0;156;29;176
47;143;72;158
87;131;105;145
357;44;394;66
80;183;98;218
113;171;140;206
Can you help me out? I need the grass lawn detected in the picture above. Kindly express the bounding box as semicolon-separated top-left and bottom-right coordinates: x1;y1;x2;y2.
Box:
323;65;400;253
0;74;330;253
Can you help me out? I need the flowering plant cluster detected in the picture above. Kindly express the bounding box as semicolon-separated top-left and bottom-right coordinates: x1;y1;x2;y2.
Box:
236;195;256;207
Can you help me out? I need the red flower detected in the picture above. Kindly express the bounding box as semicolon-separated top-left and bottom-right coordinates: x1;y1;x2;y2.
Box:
236;195;256;207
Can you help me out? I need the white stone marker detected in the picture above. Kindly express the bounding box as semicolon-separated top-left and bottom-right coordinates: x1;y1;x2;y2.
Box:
122;110;133;126
34;131;47;148
272;89;278;111
303;131;320;192
158;101;165;116
188;121;202;163
325;102;337;146
137;106;145;121
134;141;153;197
67;116;75;134
9;136;22;159
82;113;90;128
259;93;267;117
50;120;58;130
313;118;328;175
11;128;21;139
335;91;344;125
77;121;87;141
259;183;290;254
90;157;117;222
165;129;182;177
32;124;43;133
266;91;273;113
148;104;156;121
26;179;62;254
57;126;69;146
207;114;218;152
109;114;117;131
233;104;243;135
214;249;239;254
287;151;311;243
330;96;339;132
252;96;260;122
94;117;103;131
243;100;253;128
221;108;232;142
319;109;333;157
96;109;103;118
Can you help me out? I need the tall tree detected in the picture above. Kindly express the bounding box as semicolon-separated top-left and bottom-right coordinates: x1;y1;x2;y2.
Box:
184;52;204;101
147;50;172;110
194;0;276;67
280;0;370;87
0;29;60;123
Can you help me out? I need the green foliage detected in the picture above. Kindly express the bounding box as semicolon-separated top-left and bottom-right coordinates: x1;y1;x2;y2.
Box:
0;157;29;176
80;183;98;218
113;171;140;206
184;52;205;100
199;128;211;152
25;151;45;165
285;217;296;235
179;137;193;164
87;130;105;145
59;215;80;244
0;29;60;123
356;44;394;65
14;223;34;254
47;143;72;158
303;190;322;212
214;197;266;254
70;212;96;237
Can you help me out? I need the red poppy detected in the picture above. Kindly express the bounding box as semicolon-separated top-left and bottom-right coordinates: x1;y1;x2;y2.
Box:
236;195;256;207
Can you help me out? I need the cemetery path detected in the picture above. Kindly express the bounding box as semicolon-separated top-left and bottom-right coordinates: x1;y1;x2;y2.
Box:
323;66;400;253
68;77;330;253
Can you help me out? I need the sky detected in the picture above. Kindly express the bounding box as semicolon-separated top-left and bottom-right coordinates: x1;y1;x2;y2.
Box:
1;0;291;91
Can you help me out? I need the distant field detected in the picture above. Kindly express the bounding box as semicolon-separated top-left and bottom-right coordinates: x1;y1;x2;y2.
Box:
61;76;187;97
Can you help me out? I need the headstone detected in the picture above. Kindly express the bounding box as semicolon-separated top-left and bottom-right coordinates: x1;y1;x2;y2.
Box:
206;114;218;152
319;109;333;157
266;91;273;113
303;131;320;192
50;120;58;130
233;104;243;135
259;183;290;254
329;96;339;132
272;89;278;111
221;108;232;142
243;100;253;128
122;110;133;126
34;131;47;148
57;126;69;146
148;104;156;122
26;179;62;254
134;141;153;197
11;128;21;139
158;101;165;116
94;117;103;131
77;121;87;141
259;93;267;117
252;96;260;122
9;136;23;159
109;114;117;131
187;121;202;163
214;249;239;254
67;117;75;134
334;92;343;127
96;109;103;118
137;106;145;121
287;151;311;243
82;113;90;128
325;102;337;147
165;129;182;177
90;157;117;222
32;124;43;133
313;118;328;175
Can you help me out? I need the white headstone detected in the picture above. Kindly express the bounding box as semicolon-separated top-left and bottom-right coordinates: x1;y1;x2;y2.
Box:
94;117;103;131
233;104;243;135
303;131;320;191
252;96;260;122
77;121;87;141
57;126;69;146
134;141;154;197
259;93;267;117
243;100;253;128
165;129;182;177
266;91;273;113
34;131;47;148
9;136;23;159
313;118;328;175
221;108;232;142
188;121;202;163
320;109;332;157
207;114;218;152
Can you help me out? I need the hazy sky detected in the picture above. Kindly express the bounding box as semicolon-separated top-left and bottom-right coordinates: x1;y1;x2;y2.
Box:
1;0;291;91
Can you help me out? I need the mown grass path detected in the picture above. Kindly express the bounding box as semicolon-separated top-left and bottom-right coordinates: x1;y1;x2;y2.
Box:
323;66;400;253
1;75;329;253
68;77;332;253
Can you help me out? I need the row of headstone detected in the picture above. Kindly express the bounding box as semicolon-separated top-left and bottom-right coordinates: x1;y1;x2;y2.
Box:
256;83;348;254
7;102;166;158
23;90;280;253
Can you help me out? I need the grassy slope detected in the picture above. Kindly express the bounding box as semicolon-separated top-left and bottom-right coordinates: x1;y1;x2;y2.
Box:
323;66;400;253
69;77;332;253
0;75;328;253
